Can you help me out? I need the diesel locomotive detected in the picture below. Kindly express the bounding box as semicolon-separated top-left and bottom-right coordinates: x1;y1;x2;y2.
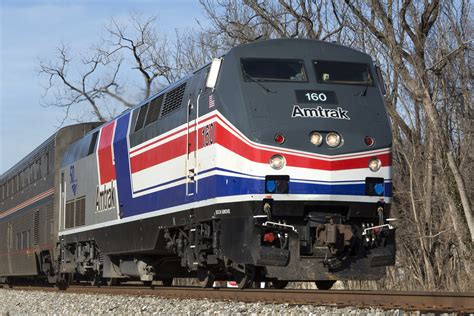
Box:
1;39;395;289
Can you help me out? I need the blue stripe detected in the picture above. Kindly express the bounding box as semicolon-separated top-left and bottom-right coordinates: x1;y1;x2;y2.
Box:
123;172;393;218
132;166;392;194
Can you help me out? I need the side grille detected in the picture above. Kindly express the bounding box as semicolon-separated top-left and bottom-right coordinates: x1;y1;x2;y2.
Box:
160;83;186;117
65;201;75;229
65;196;86;228
75;196;86;227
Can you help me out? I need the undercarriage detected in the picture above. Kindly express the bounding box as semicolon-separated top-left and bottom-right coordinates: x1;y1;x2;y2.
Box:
48;200;395;290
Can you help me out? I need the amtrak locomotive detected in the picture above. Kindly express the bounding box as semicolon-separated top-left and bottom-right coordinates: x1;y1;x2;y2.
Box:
1;39;395;289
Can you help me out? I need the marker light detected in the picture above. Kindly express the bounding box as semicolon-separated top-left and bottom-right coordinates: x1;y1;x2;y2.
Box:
274;134;285;144
368;158;382;172
309;132;323;146
270;154;286;170
326;132;341;147
365;136;375;147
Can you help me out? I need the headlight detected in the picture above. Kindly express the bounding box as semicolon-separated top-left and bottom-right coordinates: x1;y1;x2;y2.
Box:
368;158;382;172
269;154;286;170
309;132;323;146
326;132;341;147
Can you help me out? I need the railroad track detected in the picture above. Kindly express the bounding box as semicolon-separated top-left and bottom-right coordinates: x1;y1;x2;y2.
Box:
3;284;473;313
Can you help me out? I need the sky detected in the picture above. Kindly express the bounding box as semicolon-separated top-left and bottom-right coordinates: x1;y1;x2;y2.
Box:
0;0;205;174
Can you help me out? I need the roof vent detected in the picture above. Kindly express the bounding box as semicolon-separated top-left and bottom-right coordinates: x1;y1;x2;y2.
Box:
161;83;186;117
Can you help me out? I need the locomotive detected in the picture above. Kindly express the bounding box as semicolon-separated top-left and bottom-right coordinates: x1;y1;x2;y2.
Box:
1;39;395;290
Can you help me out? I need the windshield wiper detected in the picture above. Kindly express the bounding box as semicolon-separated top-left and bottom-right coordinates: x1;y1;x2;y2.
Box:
354;81;371;97
243;71;275;94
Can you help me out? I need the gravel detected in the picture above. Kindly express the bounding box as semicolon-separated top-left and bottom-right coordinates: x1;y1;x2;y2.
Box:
0;288;435;315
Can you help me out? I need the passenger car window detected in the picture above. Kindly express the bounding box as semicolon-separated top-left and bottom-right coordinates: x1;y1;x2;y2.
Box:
314;60;373;86
241;58;307;82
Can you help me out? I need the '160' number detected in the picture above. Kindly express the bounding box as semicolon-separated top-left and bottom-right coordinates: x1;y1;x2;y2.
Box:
305;92;327;102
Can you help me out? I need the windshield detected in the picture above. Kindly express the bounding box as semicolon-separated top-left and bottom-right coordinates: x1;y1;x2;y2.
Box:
314;61;373;86
241;58;307;82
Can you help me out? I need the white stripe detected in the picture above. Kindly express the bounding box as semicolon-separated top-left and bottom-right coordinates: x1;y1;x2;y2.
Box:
131;146;216;195
130;144;391;195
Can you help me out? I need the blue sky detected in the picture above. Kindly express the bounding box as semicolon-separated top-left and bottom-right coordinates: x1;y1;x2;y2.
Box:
0;0;205;173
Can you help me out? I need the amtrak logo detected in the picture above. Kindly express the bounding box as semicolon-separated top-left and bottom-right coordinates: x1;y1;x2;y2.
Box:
291;105;350;120
96;182;116;213
69;165;78;196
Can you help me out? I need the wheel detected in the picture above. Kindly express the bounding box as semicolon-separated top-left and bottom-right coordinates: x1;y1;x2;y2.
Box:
315;280;336;290
6;277;14;288
161;278;173;287
271;280;289;289
56;275;69;291
143;281;153;288
233;271;254;289
90;275;102;287
197;270;215;288
106;278;120;287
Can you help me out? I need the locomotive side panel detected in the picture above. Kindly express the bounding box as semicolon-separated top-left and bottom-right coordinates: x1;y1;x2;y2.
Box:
59;71;210;254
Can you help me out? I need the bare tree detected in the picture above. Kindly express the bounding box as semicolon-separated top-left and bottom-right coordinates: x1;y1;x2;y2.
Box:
40;15;175;122
200;0;348;46
334;0;473;290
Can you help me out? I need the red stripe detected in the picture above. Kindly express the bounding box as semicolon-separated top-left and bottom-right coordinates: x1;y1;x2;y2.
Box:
0;243;53;257
215;123;391;170
130;134;188;173
130;119;391;174
97;121;116;184
1;188;54;218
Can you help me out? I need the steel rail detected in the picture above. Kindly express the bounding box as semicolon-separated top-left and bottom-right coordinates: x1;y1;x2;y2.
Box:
3;285;473;313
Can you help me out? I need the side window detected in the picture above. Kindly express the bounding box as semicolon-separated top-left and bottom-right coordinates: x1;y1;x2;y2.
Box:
17;233;21;250
37;159;42;179
29;164;33;183
145;94;164;126
134;104;149;132
27;230;30;249
46;151;50;175
88;131;99;156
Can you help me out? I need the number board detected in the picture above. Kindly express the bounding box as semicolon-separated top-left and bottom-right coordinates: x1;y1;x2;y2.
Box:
295;90;338;104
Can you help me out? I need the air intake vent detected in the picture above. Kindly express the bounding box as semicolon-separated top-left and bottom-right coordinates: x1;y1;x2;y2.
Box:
75;196;85;227
161;83;186;117
65;201;74;229
65;196;86;228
